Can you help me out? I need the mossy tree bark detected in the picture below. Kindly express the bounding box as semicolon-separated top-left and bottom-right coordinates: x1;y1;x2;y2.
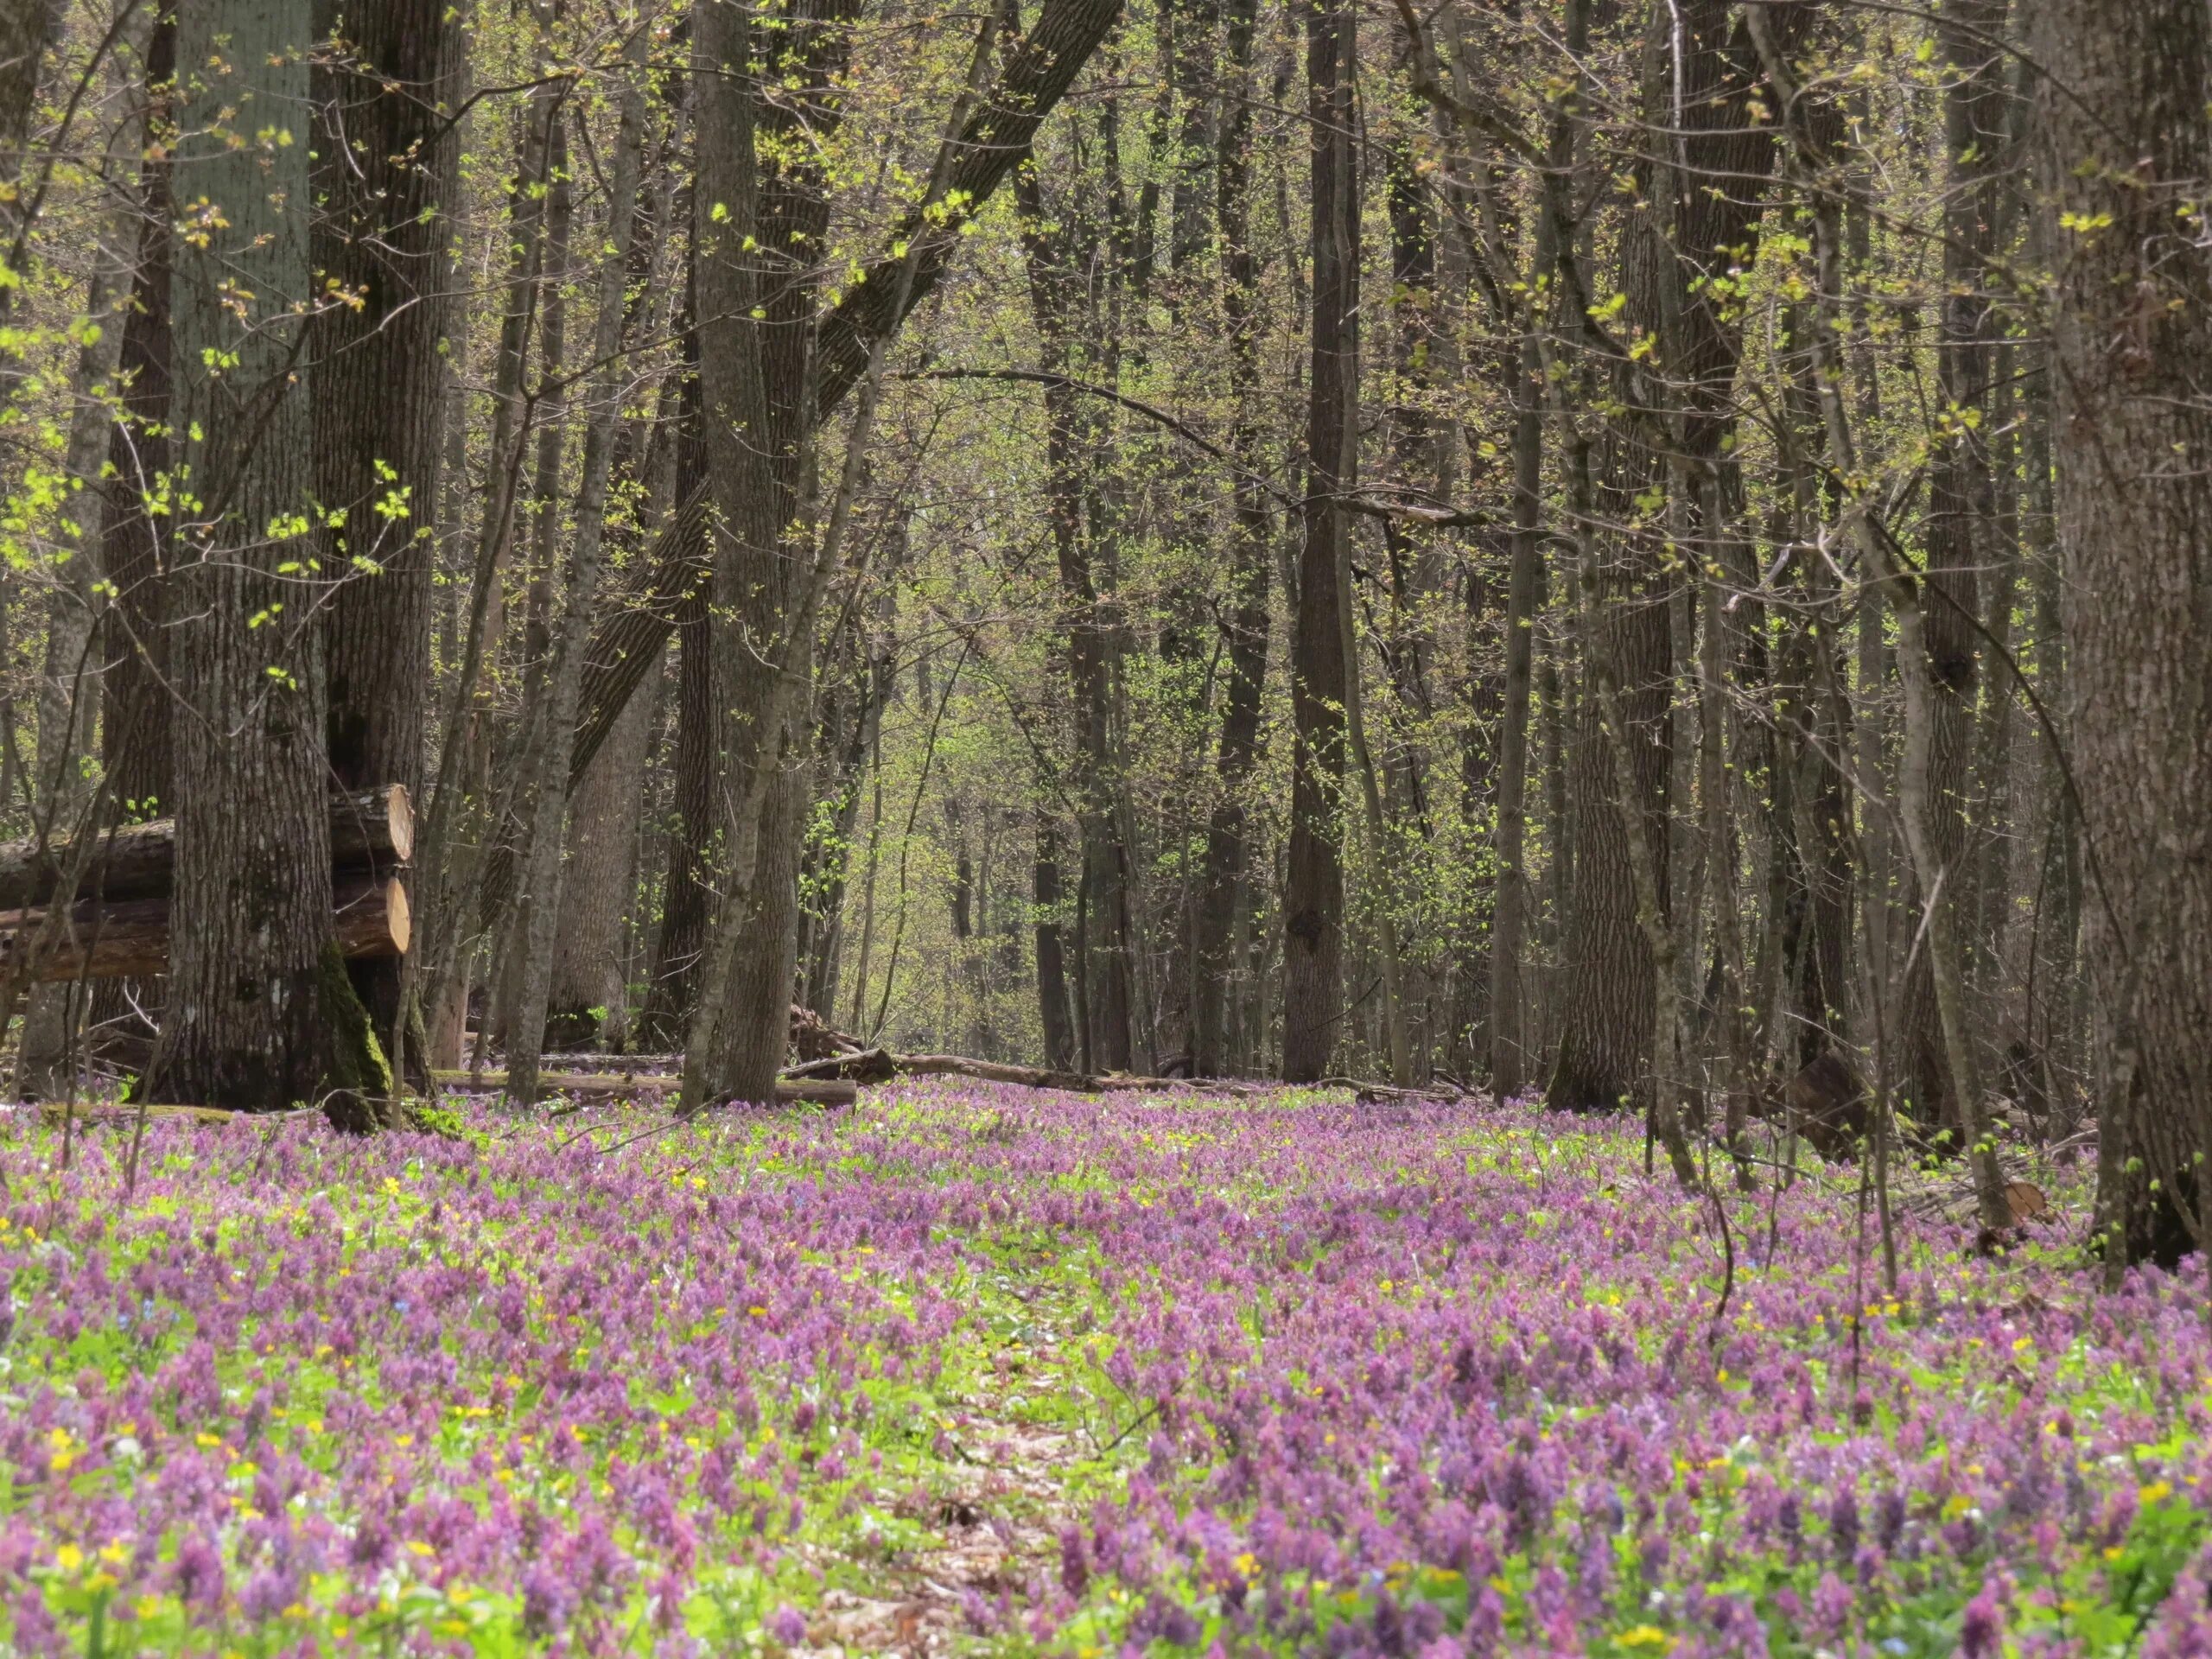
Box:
140;0;377;1109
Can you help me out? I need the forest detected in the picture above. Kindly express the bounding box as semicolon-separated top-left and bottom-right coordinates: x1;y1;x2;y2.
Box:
4;0;2212;1652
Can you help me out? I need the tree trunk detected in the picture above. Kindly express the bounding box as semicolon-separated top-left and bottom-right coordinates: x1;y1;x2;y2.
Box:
0;0;53;385
139;0;380;1110
548;645;658;1052
1033;812;1077;1071
312;0;461;1079
1016;163;1136;1074
1281;0;1357;1083
2037;0;2212;1265
1899;0;2008;1141
1192;0;1270;1079
86;10;178;1073
1547;0;1794;1116
503;56;647;1107
1746;3;2011;1237
639;563;713;1041
16;38;148;1097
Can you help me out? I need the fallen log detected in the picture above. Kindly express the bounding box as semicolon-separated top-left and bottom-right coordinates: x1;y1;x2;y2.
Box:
1313;1074;1468;1104
429;1070;858;1109
0;873;410;982
35;1101;323;1128
783;1047;1278;1096
0;785;413;912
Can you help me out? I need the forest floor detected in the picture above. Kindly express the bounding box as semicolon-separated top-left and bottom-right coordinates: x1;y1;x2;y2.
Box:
1;1080;2208;1657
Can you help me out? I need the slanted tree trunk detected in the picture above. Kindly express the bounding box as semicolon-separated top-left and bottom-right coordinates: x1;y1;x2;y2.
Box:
1281;0;1357;1083
140;0;383;1111
2037;0;2212;1266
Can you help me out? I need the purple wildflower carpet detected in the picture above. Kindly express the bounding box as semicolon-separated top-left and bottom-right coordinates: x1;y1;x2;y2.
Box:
2;1082;2207;1656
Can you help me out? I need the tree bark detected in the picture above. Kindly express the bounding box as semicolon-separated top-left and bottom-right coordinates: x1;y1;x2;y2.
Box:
1033;812;1077;1071
16;35;149;1096
312;0;461;1073
547;644;657;1052
1281;0;1357;1083
1548;0;1793;1115
1015;162;1137;1075
1192;0;1270;1079
1899;0;2008;1141
2037;0;2212;1264
503;51;648;1107
139;0;378;1109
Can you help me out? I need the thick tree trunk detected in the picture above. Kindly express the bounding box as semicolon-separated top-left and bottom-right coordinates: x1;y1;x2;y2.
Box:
312;0;461;1076
2037;0;2212;1265
1548;0;1793;1116
139;0;378;1110
1281;0;1357;1083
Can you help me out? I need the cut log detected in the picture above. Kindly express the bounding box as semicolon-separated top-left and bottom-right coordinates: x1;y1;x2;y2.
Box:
1;873;409;982
0;785;413;912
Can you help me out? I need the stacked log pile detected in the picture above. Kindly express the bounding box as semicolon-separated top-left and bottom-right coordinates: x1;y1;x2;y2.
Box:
0;786;413;983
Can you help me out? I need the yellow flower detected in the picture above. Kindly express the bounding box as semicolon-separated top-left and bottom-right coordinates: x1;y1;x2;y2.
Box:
2140;1480;2175;1505
1618;1626;1675;1651
54;1543;84;1573
406;1541;436;1558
